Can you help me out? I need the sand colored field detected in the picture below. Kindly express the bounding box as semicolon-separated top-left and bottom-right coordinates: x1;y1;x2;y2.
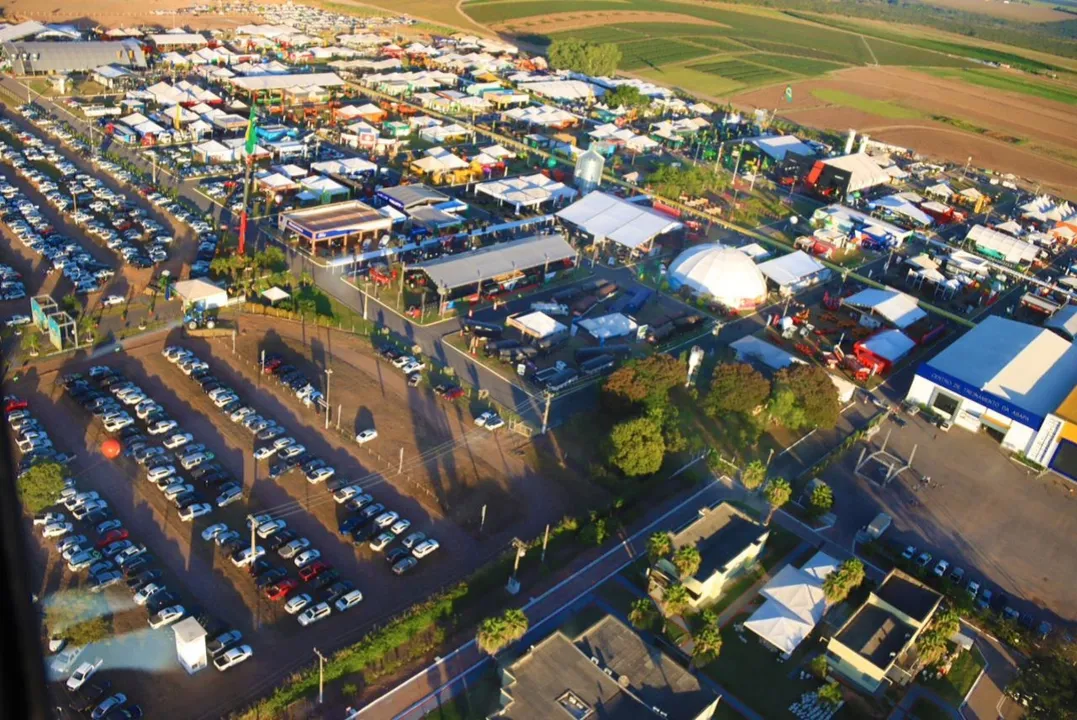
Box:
491;10;728;34
3;0;269;29
735;66;1077;195
919;0;1072;22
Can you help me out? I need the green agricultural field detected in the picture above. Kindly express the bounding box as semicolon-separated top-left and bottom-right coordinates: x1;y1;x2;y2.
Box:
743;54;848;75
617;39;717;70
734;39;853;64
865;36;972;67
549;24;640;45
691;59;790;85
811;88;924;119
927;67;1077;105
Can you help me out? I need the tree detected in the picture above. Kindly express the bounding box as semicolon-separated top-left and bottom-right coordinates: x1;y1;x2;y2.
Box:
818;682;843;708
1007;640;1077;720
932;608;961;638
21;331;41;357
629;598;657;630
810;654;829;679
740;460;766;491
476;608;529;655
672;545;701;579
692;621;723;665
822;558;865;604
60;292;80;316
547;39;621;76
704;363;771;416
662;584;690;617
771;365;840;430
17;461;66;513
603;355;683;409
646;531;672;567
763;477;792;523
604;84;651;110
916;628;949;667
810;482;834;516
608;416;665;476
46;593;111;647
768;387;806;430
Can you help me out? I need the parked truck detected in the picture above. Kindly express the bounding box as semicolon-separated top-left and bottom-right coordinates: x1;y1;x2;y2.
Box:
865;512;892;540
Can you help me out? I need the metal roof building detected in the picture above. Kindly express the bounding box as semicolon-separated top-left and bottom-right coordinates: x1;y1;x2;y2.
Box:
4;40;146;74
230;72;345;92
413;233;576;291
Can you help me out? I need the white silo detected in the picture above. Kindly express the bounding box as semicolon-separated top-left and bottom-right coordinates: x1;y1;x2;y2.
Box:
844;129;856;155
574;145;605;194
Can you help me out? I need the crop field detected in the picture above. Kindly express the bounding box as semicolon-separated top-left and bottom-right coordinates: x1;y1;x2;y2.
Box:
810;88;924;119
742;54;848;75
690;59;790;85
734;39;853;64
617;39;717;70
925;67;1077;106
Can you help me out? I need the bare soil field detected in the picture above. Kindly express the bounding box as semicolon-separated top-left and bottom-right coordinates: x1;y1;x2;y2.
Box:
919;0;1072;22
735;66;1077;195
492;10;728;34
4;0;267;30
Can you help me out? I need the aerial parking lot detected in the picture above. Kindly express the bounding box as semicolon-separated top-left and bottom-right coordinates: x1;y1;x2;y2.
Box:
16;319;587;718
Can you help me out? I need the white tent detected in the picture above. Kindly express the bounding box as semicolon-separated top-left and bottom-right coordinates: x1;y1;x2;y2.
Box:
966;225;1039;265
557;191;681;250
476;173;577;213
744;553;836;655
757;251;828;291
822;153;891;193
842;288;926;329
743;600;817;656
760;565;828;624
311;157;377;177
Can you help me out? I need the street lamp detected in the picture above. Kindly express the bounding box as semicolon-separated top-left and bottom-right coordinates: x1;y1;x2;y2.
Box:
324;367;333;430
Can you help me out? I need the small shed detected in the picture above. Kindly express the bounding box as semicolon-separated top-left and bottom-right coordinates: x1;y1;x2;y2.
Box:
508;311;566;340
173;617;208;674
261;286;290;305
174;278;229;310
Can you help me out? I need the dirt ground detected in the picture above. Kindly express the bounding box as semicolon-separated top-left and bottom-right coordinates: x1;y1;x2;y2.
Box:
492;10;728;34
919;0;1072;22
3;0;267;30
734;66;1077;196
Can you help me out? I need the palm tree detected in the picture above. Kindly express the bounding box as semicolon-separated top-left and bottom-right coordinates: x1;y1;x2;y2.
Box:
476;608;529;656
22;332;40;356
503;609;529;643
662;584;690;617
672;545;702;580
646;531;672;568
763;477;792;523
915;629;948;667
628;598;656;630
691;622;723;667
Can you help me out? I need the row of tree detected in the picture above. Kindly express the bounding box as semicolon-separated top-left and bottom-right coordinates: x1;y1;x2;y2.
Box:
547;39;622;77
705;361;841;432
603;355;688;477
645;163;729;200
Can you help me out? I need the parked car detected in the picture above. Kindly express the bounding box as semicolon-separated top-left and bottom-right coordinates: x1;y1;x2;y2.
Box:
297;602;331;627
214;645;253;672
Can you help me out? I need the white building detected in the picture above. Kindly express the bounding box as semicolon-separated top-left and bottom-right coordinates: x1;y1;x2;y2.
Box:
668;244;768;309
905;316;1077;457
173;617;208;674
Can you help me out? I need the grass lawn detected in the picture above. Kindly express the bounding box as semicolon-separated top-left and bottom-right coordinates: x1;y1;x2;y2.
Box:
698;614;824;718
707;568;764;617
910;696;954;720
924;67;1077;106
922;646;986;706
421;668;502;720
597;577;644;618
811;89;923;120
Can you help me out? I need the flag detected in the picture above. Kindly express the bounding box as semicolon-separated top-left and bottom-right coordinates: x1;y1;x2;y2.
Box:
244;104;258;156
784;85;793;103
173;103;182;131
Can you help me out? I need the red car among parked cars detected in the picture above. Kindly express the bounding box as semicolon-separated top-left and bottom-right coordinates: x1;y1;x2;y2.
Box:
299;561;329;582
95;529;129;549
265;579;298;601
5;395;28;413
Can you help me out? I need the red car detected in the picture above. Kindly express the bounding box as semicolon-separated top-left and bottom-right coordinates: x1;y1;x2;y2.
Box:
95;528;129;549
299;561;329;582
265;579;298;601
443;386;465;401
4;396;28;413
263;359;283;374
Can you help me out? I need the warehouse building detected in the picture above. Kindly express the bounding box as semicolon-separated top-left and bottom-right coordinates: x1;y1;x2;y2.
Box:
4;39;146;74
906;316;1077;459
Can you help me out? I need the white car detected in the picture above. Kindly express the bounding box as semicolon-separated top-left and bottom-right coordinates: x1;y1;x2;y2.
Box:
179;502;212;522
214;644;253;671
334;590;363;612
148;419;178;436
103;416;133;432
5;314;31;327
482;414;505;430
246;513;272;529
66;658;103;690
201;523;228;542
412;538;440;559
180;452;211;470
216;486;242;507
293;549;321;568
355;429;378;445
230;407;254;423
253;445;279;461
232;546;265;567
256;519;287;538
391;355;413;369
146;465;176;483
284;593;312;615
401;532;427;550
933;559;950;577
333;486;360;504
280;444;305;459
134;582;165;605
369;532;395;552
163;483;194;501
34;511;65;526
278;538;311;559
65;491;100;511
101;295;124;308
51;644;84;674
373;511;399;529
42;521;74;538
148;605;185;629
307;467;335;484
390;518;411;535
163;433;193;450
401;361;425;375
297;602;331;627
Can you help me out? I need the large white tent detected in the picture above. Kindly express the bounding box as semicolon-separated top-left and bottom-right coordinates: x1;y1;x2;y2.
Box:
476;173;577;213
668;244;768;309
744;552;837;656
557;191;681;251
822;153;891;193
842;288;926;329
757;251;830;293
966;224;1040;265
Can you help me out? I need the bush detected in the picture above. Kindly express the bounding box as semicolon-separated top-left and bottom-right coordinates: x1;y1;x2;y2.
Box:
608;416;666;476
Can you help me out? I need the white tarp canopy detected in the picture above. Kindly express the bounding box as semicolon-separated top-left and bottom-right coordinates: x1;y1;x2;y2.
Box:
412;147;469;174
418;123;469;143
842;288;927;329
869;194;933;226
730;336;802;370
501;105;579;128
261;286;290;303
519;79;595;101
744;553;836;655
966;224;1039;265
748;134;815;161
557;191;681;250
757;251;827;288
476;173;577;212
822;153;891;193
577;313;638;340
743;600;817;655
174;278;228;308
861;328;916;362
311;157;377;177
510;311;566;339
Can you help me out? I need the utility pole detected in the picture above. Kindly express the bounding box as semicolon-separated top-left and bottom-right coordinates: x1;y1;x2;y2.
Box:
541;523;550;564
260;349;265;376
324;368;333;431
398;446;404;474
541;391;553;435
336;404;342;431
479;504;487;534
313;648;326;705
246;514;257;560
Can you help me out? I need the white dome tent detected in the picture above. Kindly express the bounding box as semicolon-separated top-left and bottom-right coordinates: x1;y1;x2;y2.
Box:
668;244;768;310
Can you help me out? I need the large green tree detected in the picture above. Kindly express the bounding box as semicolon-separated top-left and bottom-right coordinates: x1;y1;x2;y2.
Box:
18;461;66;513
672;545;702;579
740;459;767;491
662;584;690;617
608;416;666;476
604;354;684;409
704;362;771;416
1007;640;1077;720
810;482;834;516
770;364;840;430
46;593;112;647
547;39;621;76
604;84;651;110
692;620;723;665
822;558;865;604
476;608;529;656
646;531;672;567
629;598;657;630
763;477;792;523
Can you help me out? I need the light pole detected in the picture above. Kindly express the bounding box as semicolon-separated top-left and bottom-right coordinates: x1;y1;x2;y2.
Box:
314;647;327;704
324;367;333;430
246;514;257;560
